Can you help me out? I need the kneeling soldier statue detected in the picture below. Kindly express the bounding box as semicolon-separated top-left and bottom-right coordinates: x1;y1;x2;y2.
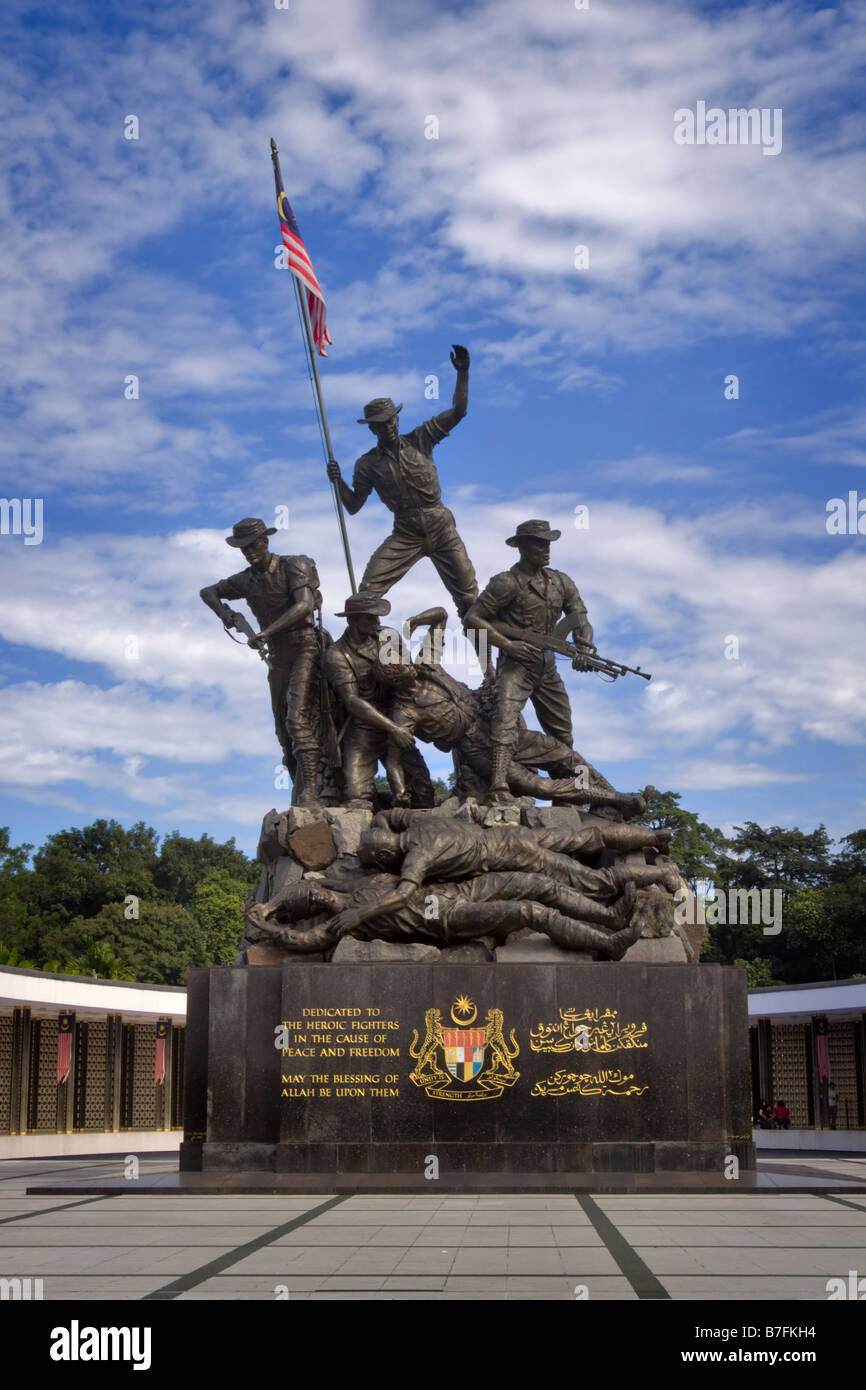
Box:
323;591;433;807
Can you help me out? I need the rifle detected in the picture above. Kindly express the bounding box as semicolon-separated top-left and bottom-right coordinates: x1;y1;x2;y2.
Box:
221;606;273;671
493;623;651;683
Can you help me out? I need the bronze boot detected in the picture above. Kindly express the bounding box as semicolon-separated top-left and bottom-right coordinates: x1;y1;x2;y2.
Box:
487;743;515;804
295;749;322;810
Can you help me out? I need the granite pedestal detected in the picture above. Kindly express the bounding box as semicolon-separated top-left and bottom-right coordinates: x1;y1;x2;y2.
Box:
180;962;755;1185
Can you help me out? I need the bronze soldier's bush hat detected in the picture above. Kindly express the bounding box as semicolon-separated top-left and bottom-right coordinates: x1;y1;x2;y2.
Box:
226;517;278;548
357;397;403;424
506;519;562;547
335;591;392;617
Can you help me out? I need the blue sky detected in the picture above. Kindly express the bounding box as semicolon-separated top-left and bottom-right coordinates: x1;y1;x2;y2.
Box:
1;0;864;857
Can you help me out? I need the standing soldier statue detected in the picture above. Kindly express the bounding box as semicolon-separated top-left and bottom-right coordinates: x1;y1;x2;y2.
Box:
326;345;479;618
200;517;327;808
463;519;593;803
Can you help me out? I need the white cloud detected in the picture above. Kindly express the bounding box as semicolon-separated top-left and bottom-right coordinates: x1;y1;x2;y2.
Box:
2;0;866;506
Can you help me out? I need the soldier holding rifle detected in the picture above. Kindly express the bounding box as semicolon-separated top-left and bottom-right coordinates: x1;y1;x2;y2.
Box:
464;520;651;804
462;520;594;803
199;517;327;808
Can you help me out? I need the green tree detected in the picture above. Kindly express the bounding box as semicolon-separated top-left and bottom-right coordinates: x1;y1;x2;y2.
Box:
716;822;833;901
0;827;37;958
705;829;866;983
192;868;250;966
26;819;159;930
14;819;257;973
831;830;866;881
66;933;135;981
0;943;37;969
701;908;766;967
155;832;256;908
65;900;206;985
733;956;781;988
0;826;32;882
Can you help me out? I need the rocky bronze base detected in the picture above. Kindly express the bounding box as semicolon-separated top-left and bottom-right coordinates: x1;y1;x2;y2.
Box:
181;960;755;1180
241;801;704;965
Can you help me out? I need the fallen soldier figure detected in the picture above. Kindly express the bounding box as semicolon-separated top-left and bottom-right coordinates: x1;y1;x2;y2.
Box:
246;870;644;960
355;815;676;902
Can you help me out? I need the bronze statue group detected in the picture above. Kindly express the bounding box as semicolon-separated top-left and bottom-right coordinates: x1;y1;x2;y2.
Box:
201;346;681;962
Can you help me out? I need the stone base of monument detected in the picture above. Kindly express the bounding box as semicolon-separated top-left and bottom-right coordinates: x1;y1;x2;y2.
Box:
180;961;755;1187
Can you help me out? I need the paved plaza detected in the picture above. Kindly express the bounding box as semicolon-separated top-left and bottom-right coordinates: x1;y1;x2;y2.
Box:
1;1155;865;1301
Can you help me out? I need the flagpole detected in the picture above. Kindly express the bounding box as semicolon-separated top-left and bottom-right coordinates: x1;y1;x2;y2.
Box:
270;137;357;595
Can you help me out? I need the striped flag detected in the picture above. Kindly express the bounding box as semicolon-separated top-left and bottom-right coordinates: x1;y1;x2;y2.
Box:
154;1019;170;1086
56;1012;74;1085
274;168;331;356
814;1016;831;1082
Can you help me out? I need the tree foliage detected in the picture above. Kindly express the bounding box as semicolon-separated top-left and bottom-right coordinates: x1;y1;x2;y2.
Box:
0;818;256;984
192;868;252;966
716;822;833;900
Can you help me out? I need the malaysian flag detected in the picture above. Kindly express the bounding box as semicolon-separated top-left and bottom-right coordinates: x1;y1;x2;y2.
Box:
154;1019;170;1086
56;1012;74;1086
274;168;331;356
814;1016;831;1082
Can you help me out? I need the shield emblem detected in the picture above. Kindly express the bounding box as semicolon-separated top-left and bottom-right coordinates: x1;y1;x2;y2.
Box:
442;1028;486;1081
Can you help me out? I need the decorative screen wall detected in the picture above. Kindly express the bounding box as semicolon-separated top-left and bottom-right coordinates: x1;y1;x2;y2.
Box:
828;1022;859;1127
73;1021;110;1131
0;1015;12;1134
128;1022;158;1131
0;1012;184;1135
770;1023;811;1127
28;1019;59;1131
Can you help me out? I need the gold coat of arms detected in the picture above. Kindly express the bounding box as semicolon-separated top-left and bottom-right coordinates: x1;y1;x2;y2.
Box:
409;995;520;1101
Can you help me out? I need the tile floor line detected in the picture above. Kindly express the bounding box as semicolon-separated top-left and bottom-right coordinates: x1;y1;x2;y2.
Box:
819;1192;866;1213
575;1195;671;1300
140;1195;349;1301
0;1194;116;1226
0;1161;170;1184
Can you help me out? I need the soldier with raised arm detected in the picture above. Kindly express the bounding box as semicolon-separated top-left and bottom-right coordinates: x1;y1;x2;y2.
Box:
326;345;478;617
199;517;326;807
463;519;593;803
